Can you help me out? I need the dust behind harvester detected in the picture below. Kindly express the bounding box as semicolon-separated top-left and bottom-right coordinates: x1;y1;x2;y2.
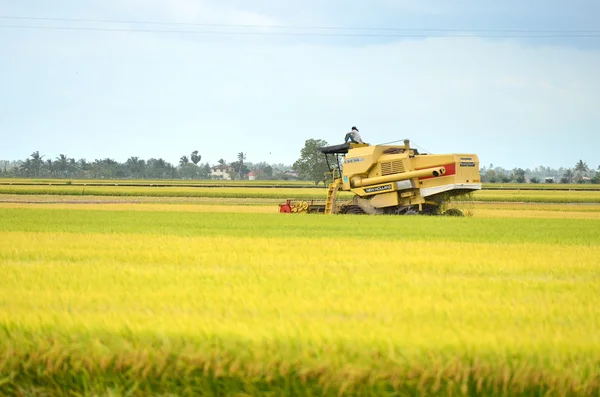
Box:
279;139;481;216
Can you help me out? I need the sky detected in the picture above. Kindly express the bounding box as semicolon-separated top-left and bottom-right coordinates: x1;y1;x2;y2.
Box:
1;0;599;169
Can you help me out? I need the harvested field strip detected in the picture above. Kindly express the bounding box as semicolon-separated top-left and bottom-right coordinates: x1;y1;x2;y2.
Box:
0;177;312;186
2;202;600;219
2;178;600;191
2;185;600;203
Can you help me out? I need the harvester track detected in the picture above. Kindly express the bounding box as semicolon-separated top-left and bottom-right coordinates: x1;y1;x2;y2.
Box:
339;205;366;214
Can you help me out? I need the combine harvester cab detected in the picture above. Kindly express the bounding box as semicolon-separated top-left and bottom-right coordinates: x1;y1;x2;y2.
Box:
280;139;481;216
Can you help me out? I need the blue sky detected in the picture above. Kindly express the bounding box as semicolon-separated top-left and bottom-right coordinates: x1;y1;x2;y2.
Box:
1;0;599;169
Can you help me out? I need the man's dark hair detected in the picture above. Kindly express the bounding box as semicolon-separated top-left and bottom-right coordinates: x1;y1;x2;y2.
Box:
352;126;358;131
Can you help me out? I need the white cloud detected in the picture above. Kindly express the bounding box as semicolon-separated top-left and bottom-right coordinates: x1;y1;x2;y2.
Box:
94;0;282;25
375;0;444;14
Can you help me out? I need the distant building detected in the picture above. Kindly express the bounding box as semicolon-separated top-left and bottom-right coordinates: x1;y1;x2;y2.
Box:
248;171;256;181
283;170;299;180
211;164;234;180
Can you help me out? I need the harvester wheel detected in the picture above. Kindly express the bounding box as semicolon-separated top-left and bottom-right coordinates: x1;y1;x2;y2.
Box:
421;204;441;216
443;208;464;217
340;205;366;215
395;207;419;215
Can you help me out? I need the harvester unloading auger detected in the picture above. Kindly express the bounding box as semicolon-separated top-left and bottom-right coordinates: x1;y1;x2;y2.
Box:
279;139;481;216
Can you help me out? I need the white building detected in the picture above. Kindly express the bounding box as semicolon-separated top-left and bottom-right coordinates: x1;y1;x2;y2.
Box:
283;170;299;180
211;164;234;180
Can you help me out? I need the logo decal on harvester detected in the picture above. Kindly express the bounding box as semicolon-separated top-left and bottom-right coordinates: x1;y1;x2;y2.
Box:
365;184;392;193
460;162;476;167
344;157;364;164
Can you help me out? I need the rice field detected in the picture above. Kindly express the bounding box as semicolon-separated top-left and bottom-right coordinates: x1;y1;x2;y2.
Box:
482;183;600;190
0;184;333;199
473;189;600;203
1;199;599;396
0;178;313;187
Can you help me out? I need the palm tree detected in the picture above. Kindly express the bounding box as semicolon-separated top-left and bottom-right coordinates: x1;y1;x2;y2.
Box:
68;158;77;175
190;150;201;165
179;156;190;167
575;160;589;173
237;152;246;179
30;151;43;162
45;159;54;177
56;154;69;176
30;151;44;177
574;160;590;182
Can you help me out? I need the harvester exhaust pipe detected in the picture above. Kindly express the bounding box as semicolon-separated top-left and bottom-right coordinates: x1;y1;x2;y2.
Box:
351;166;446;188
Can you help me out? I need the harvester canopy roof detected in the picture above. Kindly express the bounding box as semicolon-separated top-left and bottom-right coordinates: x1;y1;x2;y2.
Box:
318;143;419;155
318;143;352;155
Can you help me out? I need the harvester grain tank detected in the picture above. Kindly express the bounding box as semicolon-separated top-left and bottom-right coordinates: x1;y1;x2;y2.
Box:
279;139;481;216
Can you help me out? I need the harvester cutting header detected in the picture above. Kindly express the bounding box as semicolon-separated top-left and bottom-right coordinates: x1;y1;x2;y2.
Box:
279;138;481;216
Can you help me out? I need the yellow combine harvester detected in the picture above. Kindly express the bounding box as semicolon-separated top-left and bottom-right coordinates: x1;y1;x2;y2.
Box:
279;139;481;216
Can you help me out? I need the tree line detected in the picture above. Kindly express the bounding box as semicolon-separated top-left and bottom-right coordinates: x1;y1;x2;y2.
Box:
1;141;598;184
0;150;292;180
480;160;600;184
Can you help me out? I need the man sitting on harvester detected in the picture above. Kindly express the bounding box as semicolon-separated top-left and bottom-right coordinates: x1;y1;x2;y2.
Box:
344;126;364;144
